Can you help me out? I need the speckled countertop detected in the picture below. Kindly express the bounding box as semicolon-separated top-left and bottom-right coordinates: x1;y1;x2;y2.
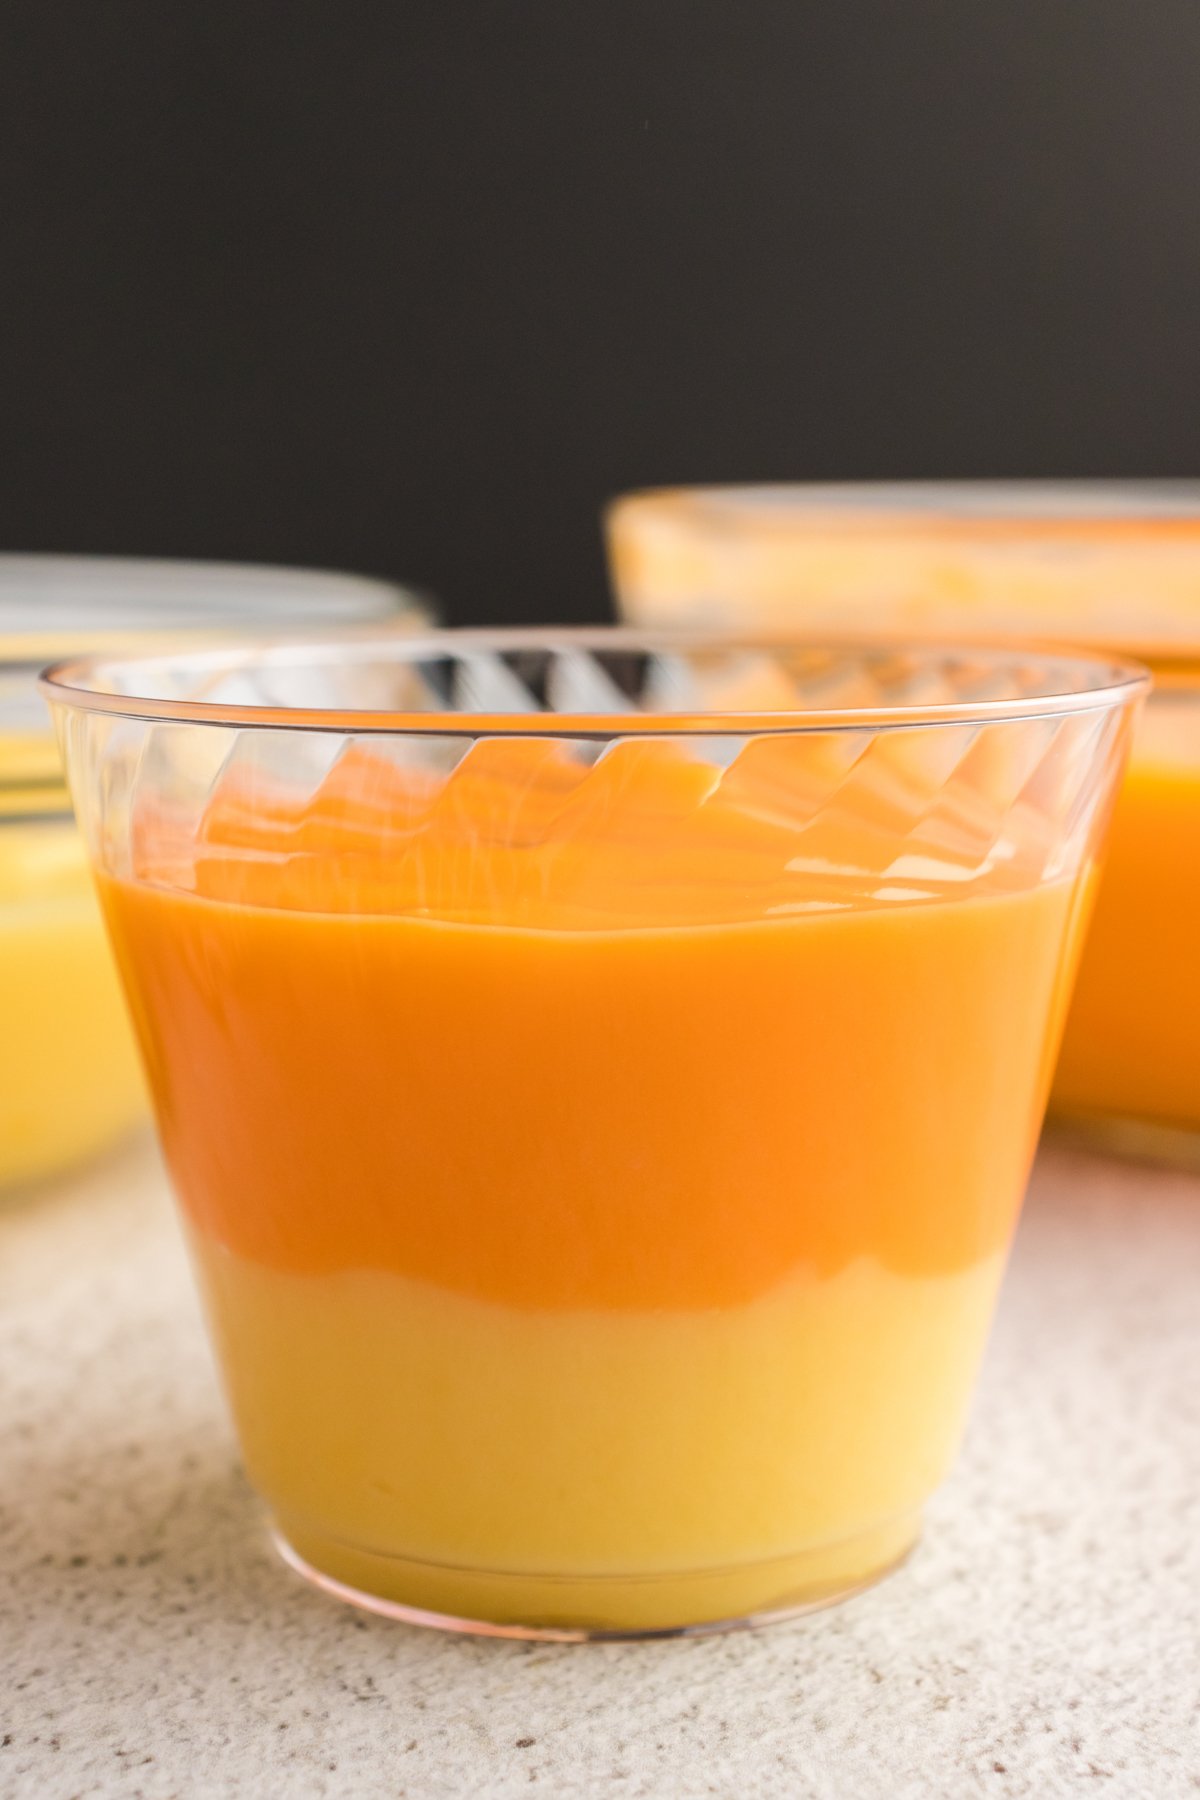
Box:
2;1138;1198;1799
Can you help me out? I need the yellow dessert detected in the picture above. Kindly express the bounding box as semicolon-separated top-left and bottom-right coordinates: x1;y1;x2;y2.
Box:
198;1241;1004;1629
0;557;427;1194
0;814;145;1190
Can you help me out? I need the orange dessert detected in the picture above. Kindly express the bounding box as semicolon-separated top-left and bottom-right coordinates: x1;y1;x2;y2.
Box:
607;483;1200;647
96;731;1094;1630
1054;686;1200;1132
608;484;1200;1142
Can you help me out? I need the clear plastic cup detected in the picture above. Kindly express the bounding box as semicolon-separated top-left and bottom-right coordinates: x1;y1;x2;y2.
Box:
44;631;1145;1636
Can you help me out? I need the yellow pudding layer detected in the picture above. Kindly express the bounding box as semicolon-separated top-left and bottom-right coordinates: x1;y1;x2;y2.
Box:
0;819;145;1190
191;1234;1004;1630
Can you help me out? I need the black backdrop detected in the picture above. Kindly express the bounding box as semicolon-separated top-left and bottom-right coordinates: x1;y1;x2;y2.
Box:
1;2;1198;624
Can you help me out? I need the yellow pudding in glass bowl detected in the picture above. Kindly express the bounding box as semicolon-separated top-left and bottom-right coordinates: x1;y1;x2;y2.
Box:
0;556;429;1193
0;761;146;1189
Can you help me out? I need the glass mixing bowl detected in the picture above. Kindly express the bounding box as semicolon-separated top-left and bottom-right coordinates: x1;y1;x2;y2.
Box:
0;555;429;1194
607;482;1200;1156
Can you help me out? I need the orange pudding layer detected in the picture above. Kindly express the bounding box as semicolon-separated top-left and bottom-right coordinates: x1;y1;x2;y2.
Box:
101;740;1086;1628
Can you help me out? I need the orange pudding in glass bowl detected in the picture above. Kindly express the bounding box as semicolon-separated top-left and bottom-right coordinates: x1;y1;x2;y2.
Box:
0;556;428;1195
607;481;1200;1155
1050;656;1200;1145
44;633;1143;1636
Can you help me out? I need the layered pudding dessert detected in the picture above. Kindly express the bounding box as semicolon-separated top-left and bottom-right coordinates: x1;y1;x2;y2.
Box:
100;734;1090;1629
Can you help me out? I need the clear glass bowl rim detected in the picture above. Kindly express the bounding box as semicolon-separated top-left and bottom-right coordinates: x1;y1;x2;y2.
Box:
2;556;430;814
38;628;1150;739
608;478;1200;527
607;482;1200;669
0;552;428;637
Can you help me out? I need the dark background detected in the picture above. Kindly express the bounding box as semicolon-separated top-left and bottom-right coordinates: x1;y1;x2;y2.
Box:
1;2;1198;625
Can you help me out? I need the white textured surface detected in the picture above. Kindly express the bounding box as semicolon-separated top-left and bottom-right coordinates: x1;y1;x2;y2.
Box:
2;1137;1198;1799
